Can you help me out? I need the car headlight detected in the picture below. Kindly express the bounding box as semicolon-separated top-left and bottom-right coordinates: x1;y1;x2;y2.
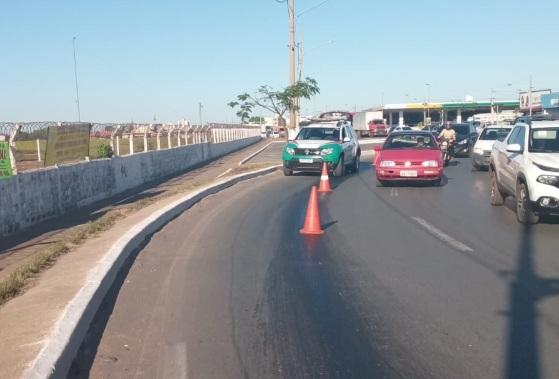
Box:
537;175;559;186
422;160;438;167
286;147;295;155
320;148;334;156
380;160;396;167
458;139;468;144
473;147;483;155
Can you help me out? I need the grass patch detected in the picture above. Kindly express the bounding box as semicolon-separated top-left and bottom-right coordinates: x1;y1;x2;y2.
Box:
225;163;275;176
0;163;274;307
0;211;124;306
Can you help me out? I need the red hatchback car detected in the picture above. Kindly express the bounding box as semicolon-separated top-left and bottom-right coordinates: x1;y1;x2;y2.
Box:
374;131;444;186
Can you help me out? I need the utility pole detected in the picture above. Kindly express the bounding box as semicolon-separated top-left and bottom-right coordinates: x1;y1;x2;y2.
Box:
199;102;203;127
72;36;81;122
288;0;296;133
528;75;533;117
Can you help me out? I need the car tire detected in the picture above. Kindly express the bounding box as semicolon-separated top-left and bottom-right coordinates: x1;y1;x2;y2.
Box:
334;155;345;177
472;161;480;171
283;167;293;176
516;181;539;224
490;168;505;206
433;178;442;187
376;179;386;187
352;154;360;173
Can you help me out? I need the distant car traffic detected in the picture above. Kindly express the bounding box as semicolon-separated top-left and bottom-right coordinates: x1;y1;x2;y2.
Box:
374;131;444;186
472;125;512;170
388;125;413;134
282;120;361;176
489;120;559;223
451;123;478;156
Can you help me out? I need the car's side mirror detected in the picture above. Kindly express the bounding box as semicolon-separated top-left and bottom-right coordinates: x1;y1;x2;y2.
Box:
343;137;351;142
506;143;523;153
373;145;382;152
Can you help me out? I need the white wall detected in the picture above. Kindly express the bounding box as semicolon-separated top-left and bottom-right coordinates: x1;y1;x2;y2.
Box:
0;137;260;237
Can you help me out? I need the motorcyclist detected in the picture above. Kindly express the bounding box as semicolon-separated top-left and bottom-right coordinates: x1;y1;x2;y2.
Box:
438;122;456;143
438;122;456;160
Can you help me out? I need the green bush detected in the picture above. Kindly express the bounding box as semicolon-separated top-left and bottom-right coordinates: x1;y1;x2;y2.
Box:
96;142;113;158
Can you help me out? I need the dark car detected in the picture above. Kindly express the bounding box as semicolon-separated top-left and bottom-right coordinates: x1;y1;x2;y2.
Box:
451;123;478;156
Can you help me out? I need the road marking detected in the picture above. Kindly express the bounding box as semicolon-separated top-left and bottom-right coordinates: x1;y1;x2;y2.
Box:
161;342;188;379
390;188;399;197
411;217;473;252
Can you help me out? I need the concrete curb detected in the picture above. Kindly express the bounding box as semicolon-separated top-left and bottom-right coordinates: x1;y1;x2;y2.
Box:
238;141;274;166
24;165;281;379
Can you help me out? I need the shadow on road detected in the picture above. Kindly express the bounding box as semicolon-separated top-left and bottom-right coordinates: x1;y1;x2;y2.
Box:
505;224;559;379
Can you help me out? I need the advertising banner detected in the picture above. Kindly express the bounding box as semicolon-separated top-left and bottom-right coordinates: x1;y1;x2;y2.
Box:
0;141;13;179
519;89;552;112
44;123;91;166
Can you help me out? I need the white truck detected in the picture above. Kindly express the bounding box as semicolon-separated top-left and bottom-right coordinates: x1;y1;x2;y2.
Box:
352;110;384;137
489;120;559;223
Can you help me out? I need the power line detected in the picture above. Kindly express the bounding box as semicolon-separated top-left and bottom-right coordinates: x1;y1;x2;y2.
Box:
297;0;331;17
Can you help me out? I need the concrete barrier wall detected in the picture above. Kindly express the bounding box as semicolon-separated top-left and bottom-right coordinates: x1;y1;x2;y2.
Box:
0;137;260;237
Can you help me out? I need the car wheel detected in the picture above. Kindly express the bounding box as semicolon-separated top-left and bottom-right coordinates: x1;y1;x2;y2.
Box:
352;154;360;173
490;168;505;206
376;179;386;187
472;161;480;171
516;182;539;224
334;155;345;177
283;167;293;176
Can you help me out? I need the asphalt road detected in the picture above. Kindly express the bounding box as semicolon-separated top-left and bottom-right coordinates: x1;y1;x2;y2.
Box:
71;157;559;379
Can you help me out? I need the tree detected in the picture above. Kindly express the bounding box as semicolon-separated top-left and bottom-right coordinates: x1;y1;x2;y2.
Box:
228;77;320;128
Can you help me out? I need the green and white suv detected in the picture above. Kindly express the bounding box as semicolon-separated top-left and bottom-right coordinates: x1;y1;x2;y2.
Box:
282;120;361;176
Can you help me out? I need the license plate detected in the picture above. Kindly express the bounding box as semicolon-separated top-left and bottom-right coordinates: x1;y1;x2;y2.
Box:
299;158;313;163
400;170;418;177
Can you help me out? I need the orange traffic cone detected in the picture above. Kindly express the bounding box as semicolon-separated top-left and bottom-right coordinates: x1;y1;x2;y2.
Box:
300;186;324;235
317;162;332;193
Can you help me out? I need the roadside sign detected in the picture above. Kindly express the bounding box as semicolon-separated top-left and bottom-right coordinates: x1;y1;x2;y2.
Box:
44;123;91;166
0;142;13;179
519;89;552;112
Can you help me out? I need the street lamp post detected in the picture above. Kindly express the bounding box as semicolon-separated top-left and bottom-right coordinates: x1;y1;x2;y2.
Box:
425;83;431;118
288;0;296;134
72;36;81;122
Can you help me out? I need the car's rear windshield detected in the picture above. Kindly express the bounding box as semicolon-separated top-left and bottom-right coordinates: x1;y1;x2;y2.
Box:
453;124;470;135
296;127;339;141
383;134;436;149
529;128;559;153
479;128;511;141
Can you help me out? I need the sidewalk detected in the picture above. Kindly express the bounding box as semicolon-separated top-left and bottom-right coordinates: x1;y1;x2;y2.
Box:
0;139;272;281
0;139;277;378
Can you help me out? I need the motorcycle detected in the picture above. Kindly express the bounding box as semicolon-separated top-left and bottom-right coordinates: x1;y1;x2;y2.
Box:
439;138;454;166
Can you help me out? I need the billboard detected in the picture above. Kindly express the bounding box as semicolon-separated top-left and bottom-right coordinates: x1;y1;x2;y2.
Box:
44;123;91;166
0;142;13;179
541;92;559;109
519;89;552;112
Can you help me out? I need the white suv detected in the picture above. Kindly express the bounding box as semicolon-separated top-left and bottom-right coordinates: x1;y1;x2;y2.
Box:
489;121;559;223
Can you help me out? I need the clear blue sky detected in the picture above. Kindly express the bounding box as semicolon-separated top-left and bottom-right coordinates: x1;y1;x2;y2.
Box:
1;0;558;123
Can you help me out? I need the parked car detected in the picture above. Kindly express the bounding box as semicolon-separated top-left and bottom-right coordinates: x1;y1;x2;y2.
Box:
489;120;559;223
472;125;512;170
451;123;478;156
282;120;361;176
374;131;444;186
